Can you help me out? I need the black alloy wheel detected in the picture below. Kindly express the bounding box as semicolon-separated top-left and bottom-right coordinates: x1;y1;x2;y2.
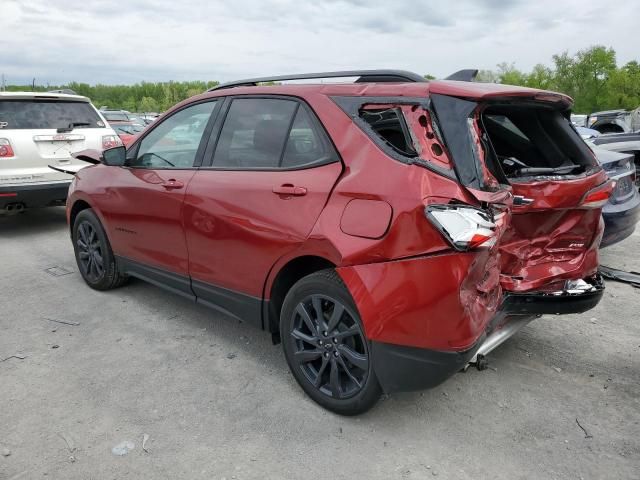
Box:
281;270;381;415
290;294;369;399
72;208;128;291
76;220;105;283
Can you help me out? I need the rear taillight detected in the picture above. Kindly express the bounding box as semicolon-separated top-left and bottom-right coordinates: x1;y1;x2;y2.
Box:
581;181;615;209
102;135;123;150
425;204;501;251
0;138;15;158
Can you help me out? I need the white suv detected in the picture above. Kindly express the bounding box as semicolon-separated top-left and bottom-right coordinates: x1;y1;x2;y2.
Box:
0;91;121;214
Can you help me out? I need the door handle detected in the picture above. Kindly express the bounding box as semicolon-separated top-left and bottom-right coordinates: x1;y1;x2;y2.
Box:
272;184;307;196
162;179;185;190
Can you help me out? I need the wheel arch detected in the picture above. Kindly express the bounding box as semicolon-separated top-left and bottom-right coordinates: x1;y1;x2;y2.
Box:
69;198;93;234
264;254;337;339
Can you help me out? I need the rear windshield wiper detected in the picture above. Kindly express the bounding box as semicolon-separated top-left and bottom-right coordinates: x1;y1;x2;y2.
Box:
514;165;583;176
57;122;91;133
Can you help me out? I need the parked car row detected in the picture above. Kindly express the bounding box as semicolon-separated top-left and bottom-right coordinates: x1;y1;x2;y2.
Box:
573;107;640;134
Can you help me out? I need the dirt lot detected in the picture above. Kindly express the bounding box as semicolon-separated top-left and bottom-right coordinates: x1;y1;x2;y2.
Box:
1;207;638;480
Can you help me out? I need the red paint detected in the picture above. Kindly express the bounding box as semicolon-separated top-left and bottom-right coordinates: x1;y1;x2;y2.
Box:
499;172;609;292
183;162;342;297
68;78;606;354
340;199;392;239
0;193;17;197
73;166;196;275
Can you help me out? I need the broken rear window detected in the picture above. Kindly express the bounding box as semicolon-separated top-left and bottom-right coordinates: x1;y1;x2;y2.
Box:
481;106;598;179
357;103;455;173
360;107;418;157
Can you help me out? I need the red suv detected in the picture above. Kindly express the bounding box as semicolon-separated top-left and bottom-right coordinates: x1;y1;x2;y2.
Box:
66;70;611;415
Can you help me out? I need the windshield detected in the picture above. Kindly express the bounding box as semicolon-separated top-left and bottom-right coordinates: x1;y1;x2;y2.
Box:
103;111;129;122
0;100;105;130
113;123;145;135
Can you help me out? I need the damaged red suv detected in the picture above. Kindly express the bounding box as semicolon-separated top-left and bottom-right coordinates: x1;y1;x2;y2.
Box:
65;70;611;415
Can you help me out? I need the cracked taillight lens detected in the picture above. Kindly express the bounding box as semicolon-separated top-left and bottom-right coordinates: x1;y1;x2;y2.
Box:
425;204;500;251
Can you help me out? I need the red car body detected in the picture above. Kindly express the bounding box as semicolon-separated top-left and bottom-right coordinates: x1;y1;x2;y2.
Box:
67;75;609;404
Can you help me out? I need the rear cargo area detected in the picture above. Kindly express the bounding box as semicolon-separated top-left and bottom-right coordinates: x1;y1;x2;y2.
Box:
479;102;608;292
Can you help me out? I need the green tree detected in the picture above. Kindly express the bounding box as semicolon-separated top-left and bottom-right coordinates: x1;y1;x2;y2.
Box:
139;96;160;113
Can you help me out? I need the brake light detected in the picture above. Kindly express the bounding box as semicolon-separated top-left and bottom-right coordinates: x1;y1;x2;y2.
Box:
102;135;123;150
425;204;500;251
0;138;15;158
581;181;614;209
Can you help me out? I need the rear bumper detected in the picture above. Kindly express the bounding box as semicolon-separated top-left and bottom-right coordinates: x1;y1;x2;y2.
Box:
369;274;604;394
601;192;640;247
500;274;604;315
371;338;483;393
0;181;71;210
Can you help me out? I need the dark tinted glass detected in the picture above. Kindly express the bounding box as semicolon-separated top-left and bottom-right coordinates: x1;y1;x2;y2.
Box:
0;100;104;129
213;98;298;168
281;106;336;168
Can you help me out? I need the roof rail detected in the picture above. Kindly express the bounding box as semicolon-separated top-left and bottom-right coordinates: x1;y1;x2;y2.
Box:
208;69;427;91
444;69;479;82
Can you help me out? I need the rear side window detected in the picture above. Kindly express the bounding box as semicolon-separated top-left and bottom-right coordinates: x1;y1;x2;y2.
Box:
212;98;337;169
0;100;104;129
360;107;418;157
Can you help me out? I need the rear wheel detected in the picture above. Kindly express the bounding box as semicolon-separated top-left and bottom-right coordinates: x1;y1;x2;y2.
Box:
73;209;127;290
280;270;381;415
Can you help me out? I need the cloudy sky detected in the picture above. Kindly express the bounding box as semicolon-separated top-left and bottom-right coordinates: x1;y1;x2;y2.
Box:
4;0;640;86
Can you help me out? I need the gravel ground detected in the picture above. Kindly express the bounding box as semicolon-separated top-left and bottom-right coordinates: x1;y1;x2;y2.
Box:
1;207;638;480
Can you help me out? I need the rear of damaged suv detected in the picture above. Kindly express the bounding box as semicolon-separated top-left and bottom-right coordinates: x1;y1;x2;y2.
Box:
325;82;608;394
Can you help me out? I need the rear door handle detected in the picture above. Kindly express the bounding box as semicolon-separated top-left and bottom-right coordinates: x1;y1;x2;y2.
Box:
272;184;307;196
162;179;184;190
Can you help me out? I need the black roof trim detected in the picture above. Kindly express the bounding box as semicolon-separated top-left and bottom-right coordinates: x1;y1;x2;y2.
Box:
208;70;427;91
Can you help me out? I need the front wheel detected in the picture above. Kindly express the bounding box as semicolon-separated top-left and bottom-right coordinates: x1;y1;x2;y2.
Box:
72;209;128;291
280;270;381;415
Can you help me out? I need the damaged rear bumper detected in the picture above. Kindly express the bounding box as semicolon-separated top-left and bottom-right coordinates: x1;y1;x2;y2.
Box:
369;274;604;394
501;274;604;315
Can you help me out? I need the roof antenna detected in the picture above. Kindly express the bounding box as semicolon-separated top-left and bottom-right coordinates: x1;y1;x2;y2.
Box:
444;69;479;82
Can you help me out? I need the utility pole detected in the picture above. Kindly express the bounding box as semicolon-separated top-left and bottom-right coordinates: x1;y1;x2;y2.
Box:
1;74;5;91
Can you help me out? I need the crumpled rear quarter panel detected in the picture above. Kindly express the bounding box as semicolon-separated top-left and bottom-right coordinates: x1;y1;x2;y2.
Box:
337;250;501;351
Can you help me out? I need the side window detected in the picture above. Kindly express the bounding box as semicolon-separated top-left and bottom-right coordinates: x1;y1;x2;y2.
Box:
360;107;418;157
212;98;297;169
281;106;336;168
131;101;216;169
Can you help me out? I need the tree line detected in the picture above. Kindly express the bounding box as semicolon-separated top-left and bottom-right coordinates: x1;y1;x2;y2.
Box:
472;45;640;113
4;46;639;114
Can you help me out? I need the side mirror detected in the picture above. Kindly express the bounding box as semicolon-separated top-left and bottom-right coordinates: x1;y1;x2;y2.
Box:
101;146;127;166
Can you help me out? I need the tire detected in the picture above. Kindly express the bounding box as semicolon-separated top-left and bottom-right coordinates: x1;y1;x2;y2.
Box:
280;269;381;415
72;209;128;291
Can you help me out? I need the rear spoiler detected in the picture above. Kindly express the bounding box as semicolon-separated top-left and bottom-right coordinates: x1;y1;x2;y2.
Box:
444;69;479;82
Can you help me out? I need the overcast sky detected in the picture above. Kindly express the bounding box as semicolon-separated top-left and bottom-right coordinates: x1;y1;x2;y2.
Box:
3;0;640;86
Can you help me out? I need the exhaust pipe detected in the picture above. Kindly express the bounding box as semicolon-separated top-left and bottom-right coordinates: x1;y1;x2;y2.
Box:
2;202;26;215
469;314;537;366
